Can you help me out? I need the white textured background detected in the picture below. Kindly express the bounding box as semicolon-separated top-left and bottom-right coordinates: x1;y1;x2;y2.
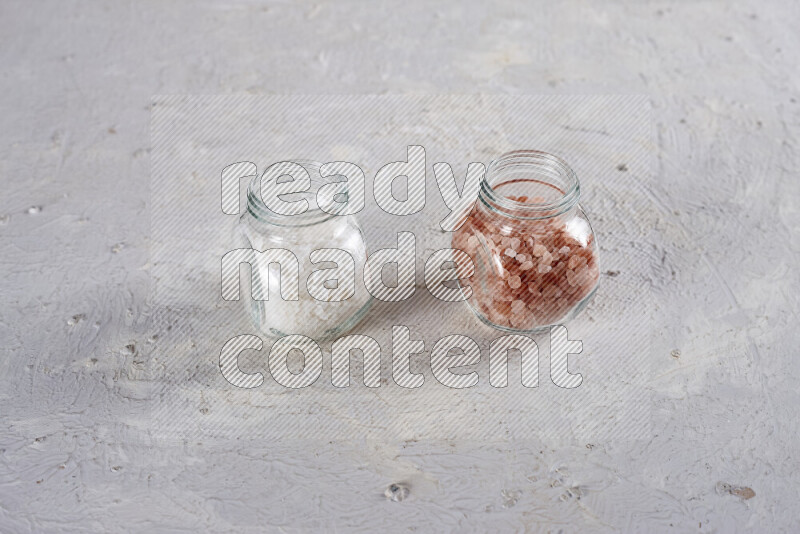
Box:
1;1;799;532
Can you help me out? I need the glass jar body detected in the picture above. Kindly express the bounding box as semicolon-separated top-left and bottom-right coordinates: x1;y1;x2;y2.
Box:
235;168;372;340
452;152;600;331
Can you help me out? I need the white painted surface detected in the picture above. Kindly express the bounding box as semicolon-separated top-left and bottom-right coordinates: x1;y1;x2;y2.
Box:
1;1;799;532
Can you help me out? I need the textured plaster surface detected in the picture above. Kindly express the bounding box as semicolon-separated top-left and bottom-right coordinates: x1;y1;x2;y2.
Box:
1;0;799;532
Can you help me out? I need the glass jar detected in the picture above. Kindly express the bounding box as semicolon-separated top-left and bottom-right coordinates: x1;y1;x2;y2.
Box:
235;161;372;340
452;150;600;332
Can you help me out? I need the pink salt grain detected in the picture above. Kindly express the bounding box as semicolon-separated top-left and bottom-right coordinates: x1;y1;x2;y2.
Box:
509;314;527;328
511;300;526;314
566;269;577;286
565;282;578;295
453;201;599;331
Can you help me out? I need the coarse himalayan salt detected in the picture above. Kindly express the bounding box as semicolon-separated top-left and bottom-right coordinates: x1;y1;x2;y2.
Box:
452;195;599;329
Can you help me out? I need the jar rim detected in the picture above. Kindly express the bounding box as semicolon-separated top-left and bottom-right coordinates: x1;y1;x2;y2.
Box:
246;160;344;227
480;150;581;220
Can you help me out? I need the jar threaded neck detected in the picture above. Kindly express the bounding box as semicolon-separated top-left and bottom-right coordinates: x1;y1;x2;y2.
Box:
246;160;341;227
479;150;580;220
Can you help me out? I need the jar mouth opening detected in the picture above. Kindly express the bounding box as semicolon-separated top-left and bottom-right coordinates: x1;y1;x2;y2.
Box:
246;160;348;227
480;150;580;219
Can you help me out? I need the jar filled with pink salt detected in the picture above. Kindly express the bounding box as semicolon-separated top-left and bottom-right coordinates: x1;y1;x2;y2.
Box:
452;150;600;331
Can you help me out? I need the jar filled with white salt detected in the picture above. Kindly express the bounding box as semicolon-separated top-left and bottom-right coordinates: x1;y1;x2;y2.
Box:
452;150;600;331
235;161;372;340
